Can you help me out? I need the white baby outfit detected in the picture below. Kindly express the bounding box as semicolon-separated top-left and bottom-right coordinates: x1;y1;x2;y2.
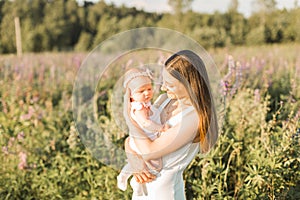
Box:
117;101;163;195
130;97;199;200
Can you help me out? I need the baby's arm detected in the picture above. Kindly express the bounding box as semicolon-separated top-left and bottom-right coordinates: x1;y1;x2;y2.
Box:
133;108;166;173
132;110;199;161
134;108;166;133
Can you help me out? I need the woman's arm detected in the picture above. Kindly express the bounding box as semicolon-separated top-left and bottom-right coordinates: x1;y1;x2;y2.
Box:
132;110;199;161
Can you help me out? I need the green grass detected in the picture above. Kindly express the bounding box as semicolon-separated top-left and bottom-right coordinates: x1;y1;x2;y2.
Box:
0;44;299;199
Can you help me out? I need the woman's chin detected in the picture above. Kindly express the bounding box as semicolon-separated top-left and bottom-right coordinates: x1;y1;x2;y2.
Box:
166;93;176;99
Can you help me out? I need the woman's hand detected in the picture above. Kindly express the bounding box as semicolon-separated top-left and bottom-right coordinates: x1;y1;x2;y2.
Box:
133;170;156;183
124;137;157;183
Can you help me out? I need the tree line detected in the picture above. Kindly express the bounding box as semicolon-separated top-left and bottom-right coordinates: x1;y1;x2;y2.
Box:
0;0;300;53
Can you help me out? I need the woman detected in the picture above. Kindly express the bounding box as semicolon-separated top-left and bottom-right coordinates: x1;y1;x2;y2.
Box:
123;50;219;200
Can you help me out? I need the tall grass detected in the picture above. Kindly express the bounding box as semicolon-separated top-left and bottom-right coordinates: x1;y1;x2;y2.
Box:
0;44;299;199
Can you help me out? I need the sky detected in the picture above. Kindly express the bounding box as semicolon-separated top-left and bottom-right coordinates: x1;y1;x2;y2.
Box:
80;0;299;17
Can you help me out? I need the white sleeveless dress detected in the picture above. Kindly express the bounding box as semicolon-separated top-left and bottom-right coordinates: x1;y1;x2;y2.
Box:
131;98;200;200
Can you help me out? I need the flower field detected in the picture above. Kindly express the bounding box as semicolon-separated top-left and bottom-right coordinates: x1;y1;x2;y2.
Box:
0;44;299;199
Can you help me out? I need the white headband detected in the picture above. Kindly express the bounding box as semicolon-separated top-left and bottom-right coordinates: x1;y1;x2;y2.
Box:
123;69;153;88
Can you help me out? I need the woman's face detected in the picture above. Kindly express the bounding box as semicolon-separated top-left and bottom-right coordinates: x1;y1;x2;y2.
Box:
161;68;189;100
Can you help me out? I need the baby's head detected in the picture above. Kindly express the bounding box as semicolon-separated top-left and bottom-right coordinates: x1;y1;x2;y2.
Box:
123;68;153;103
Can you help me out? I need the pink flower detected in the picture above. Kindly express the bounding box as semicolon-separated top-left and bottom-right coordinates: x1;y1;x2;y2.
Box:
17;131;25;141
8;137;15;147
20;106;35;120
31;96;39;103
296;109;300;119
72;56;82;69
20;114;31;120
2;146;8;155
254;89;260;103
18;152;27;170
221;80;230;96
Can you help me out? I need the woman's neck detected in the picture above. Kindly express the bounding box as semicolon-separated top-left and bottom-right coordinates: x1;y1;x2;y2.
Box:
178;97;192;107
161;97;192;123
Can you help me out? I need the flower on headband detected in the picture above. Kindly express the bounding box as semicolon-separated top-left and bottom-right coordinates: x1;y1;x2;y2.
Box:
123;68;153;88
145;68;153;79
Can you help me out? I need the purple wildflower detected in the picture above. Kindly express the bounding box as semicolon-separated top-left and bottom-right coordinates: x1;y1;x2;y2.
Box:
254;89;260;103
2;146;8;155
221;80;230;96
18;152;27;170
20;106;35;120
72;56;82;69
17;131;25;141
8;137;15;147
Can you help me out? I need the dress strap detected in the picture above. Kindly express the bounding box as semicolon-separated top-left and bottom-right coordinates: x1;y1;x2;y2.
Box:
158;97;171;112
167;106;195;127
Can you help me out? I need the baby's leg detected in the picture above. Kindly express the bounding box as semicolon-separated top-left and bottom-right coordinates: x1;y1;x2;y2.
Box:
146;158;162;175
130;177;148;197
117;163;132;191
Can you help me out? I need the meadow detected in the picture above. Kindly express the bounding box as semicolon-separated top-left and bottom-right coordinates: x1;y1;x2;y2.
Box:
0;44;299;199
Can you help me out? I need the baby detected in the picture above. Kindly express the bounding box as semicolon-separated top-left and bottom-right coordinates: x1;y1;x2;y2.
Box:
117;68;168;195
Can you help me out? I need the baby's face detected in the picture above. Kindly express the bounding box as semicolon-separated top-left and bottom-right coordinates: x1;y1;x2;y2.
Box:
131;83;153;103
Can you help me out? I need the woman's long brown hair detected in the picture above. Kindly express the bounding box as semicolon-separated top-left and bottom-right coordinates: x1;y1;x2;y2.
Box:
165;50;218;153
